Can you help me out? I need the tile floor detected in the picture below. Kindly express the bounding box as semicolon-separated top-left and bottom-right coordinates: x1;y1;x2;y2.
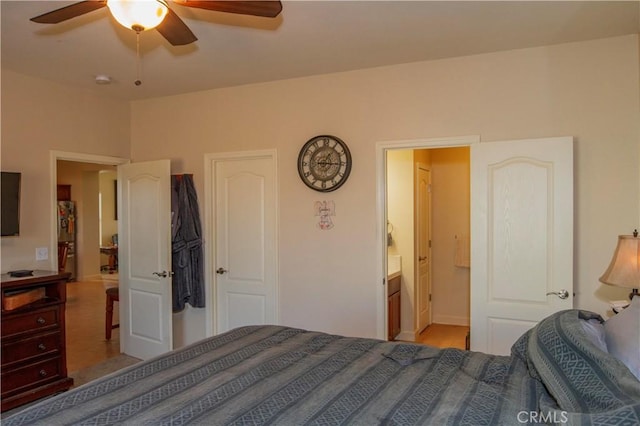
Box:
65;279;469;373
65;277;121;373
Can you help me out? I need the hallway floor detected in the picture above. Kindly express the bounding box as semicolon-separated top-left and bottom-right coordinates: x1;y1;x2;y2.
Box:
66;277;121;373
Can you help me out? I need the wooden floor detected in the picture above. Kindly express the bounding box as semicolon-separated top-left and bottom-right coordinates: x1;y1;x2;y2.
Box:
415;323;470;350
65;277;121;373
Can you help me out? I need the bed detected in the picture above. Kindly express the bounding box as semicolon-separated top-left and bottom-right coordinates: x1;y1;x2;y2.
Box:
3;309;640;425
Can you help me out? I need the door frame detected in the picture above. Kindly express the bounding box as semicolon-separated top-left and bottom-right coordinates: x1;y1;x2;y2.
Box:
203;149;279;336
49;151;129;352
375;136;479;340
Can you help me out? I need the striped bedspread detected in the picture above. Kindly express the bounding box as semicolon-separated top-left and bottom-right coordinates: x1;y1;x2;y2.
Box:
4;325;543;425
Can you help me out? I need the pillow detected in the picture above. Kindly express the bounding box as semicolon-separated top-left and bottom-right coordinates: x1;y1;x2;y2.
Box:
580;317;608;353
604;296;640;380
511;309;640;414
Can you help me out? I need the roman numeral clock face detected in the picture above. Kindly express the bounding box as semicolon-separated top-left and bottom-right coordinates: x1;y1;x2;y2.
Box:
297;135;352;192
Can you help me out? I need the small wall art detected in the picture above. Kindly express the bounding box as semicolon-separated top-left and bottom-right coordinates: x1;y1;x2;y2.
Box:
314;200;335;230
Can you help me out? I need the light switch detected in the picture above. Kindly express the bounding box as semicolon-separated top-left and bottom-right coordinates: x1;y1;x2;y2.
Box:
36;247;48;261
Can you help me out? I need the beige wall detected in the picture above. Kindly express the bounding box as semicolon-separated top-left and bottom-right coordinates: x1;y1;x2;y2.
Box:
430;147;470;326
99;170;118;247
2;35;639;344
80;170;100;281
130;35;639;341
1;70;131;273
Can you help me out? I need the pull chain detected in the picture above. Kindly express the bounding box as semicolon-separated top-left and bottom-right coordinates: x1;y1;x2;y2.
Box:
134;29;142;86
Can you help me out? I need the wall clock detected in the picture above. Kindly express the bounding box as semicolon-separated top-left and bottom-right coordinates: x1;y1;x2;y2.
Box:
297;135;352;192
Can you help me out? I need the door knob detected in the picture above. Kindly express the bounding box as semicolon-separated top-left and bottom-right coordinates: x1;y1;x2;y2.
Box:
216;267;228;275
546;289;569;300
153;271;173;278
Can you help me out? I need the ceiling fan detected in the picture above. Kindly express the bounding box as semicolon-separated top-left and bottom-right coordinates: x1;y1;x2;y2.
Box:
30;0;283;46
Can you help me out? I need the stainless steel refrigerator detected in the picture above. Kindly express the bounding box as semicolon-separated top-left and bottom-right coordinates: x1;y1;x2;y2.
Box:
57;200;76;280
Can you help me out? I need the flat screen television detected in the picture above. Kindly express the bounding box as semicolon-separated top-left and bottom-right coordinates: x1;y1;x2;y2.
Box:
1;172;21;237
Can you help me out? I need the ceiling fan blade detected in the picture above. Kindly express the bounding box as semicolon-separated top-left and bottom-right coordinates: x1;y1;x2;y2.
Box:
173;1;282;18
156;8;198;46
30;1;107;24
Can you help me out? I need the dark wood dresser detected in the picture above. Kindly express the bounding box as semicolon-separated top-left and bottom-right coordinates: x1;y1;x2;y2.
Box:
1;271;73;412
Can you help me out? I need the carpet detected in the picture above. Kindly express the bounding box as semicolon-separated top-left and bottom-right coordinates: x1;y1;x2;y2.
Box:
69;353;141;388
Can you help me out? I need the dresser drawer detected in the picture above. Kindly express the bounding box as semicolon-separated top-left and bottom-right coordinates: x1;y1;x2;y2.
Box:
1;307;60;338
1;357;62;395
2;331;62;366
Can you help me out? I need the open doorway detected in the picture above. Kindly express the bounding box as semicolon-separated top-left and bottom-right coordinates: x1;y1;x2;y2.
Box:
377;135;477;349
57;161;118;281
51;152;128;375
386;146;470;349
380;135;573;355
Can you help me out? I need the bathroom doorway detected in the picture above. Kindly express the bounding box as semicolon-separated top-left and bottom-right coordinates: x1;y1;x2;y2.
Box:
385;144;471;347
380;135;573;354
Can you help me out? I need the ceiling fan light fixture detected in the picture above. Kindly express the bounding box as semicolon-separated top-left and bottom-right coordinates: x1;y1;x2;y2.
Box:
107;0;168;32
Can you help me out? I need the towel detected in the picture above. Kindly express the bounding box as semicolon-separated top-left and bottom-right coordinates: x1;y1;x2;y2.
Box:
454;234;470;268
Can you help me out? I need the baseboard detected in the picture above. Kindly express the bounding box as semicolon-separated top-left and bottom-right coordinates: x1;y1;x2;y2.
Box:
396;330;417;342
84;274;103;282
432;314;470;327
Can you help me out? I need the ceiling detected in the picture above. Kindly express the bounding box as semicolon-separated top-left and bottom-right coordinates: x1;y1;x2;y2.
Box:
2;1;639;101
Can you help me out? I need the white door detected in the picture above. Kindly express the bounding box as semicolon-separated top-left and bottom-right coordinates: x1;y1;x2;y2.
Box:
118;160;172;360
214;153;277;333
470;137;573;355
416;164;432;332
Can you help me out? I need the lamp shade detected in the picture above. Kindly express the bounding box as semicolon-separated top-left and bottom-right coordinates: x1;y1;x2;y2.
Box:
599;234;640;289
107;0;168;32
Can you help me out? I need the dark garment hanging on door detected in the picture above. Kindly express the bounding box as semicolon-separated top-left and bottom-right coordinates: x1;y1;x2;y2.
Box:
171;174;205;312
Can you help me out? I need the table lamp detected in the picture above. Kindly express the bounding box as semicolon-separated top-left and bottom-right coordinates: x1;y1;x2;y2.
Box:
599;229;640;300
